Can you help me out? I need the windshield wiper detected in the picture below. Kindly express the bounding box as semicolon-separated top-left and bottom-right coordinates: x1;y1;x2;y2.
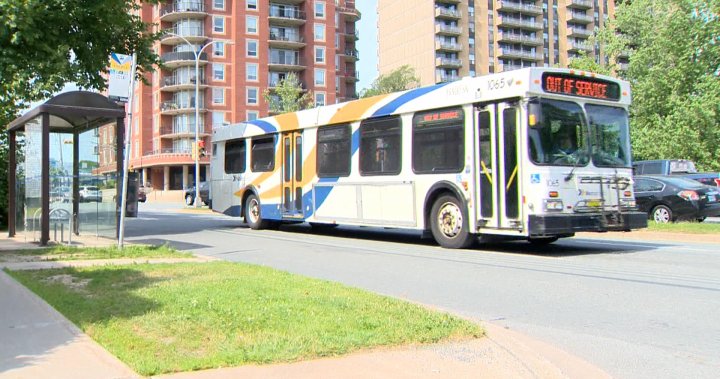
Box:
564;150;587;182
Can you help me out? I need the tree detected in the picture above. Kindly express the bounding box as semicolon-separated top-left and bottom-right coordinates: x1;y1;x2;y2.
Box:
0;0;161;112
262;73;314;114
360;65;421;98
1;0;161;228
570;0;720;171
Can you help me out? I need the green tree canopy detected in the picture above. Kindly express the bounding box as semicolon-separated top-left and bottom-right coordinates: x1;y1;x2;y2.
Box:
262;73;314;114
570;0;720;171
0;0;161;112
360;65;421;98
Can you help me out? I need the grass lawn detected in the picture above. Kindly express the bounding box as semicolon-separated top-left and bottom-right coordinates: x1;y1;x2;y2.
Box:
646;221;720;234
8;262;483;376
0;244;192;262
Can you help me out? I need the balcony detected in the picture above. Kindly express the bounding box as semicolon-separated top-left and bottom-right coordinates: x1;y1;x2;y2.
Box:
497;16;542;30
268;33;306;49
268;7;306;26
436;73;460;83
497;48;541;60
338;6;361;21
159;124;210;139
160;76;209;92
342;70;359;83
159;2;207;22
497;63;525;72
435;57;462;68
568;41;593;53
160;100;207;116
344;29;359;42
161;27;207;46
435;23;462;36
567;27;592;38
497;32;543;46
340;49;359;62
268;58;306;71
566;0;592;10
567;12;593;24
435;7;461;19
270;0;304;4
160;51;208;69
498;1;543;15
435;41;462;52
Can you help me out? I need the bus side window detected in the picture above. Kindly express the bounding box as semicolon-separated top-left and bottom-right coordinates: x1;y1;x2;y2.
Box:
251;135;276;172
317;124;351;177
359;116;402;176
225;139;246;174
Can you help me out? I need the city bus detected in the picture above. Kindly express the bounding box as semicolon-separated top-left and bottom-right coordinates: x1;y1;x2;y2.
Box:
210;68;647;248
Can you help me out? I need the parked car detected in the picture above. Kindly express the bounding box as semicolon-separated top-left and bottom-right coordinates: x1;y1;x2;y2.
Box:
633;159;720;189
137;187;147;203
634;175;720;223
79;185;101;202
184;182;210;206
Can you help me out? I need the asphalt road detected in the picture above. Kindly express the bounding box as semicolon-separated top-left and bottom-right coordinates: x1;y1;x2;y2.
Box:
127;204;720;379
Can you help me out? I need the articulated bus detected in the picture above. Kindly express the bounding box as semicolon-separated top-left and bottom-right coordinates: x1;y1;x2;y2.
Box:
211;68;647;248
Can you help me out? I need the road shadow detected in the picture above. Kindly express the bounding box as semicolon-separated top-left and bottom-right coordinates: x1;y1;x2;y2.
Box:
273;223;662;257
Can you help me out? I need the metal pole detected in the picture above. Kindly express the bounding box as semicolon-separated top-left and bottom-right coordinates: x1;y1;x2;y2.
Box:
194;50;200;207
118;53;138;249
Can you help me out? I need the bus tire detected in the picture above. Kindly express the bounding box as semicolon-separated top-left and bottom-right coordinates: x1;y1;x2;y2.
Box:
245;194;268;230
430;195;475;249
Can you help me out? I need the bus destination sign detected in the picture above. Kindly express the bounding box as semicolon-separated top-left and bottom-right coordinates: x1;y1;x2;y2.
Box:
541;73;621;101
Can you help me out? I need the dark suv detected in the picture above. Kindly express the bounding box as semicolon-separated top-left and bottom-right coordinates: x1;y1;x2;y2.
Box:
184;182;210;206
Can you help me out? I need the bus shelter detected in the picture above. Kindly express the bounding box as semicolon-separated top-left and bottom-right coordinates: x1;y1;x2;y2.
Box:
6;91;126;245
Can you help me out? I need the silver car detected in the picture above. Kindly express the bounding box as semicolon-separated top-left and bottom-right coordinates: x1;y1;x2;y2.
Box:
79;186;102;202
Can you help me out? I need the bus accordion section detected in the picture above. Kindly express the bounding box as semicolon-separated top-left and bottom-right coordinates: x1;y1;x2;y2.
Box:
210;67;647;249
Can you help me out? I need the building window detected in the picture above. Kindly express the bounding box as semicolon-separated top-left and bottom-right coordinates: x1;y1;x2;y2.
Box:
225;139;246;174
213;41;225;57
251;136;275;172
213;88;224;104
315;47;325;63
314;68;325;86
314;24;325;41
315;92;325;106
247;16;258;34
246;63;258;81
317;124;350;177
412;107;465;174
246;0;257;10
213;0;224;10
213;16;225;33
314;1;325;18
359;116;402;176
213;63;225;81
247;40;258;57
247;111;259;121
212;111;225;127
247;87;258;104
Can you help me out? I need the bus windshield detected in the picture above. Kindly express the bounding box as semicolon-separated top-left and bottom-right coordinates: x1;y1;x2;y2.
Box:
528;99;590;166
585;104;632;168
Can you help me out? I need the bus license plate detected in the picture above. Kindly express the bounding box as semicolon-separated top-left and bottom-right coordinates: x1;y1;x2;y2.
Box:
587;200;602;208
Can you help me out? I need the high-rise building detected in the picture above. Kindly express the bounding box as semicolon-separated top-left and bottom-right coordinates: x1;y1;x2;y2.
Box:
378;0;615;86
97;0;361;192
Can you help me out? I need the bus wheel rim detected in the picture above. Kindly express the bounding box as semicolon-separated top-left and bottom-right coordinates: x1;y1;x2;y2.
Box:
249;199;260;223
437;202;463;238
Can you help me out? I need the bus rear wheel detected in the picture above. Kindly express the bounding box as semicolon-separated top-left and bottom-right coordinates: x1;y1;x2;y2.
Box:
430;195;475;249
245;194;268;230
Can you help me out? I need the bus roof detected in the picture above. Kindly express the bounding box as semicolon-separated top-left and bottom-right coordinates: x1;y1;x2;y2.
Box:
213;67;630;143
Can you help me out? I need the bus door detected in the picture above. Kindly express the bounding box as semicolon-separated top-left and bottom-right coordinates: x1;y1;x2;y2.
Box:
474;102;521;230
281;131;303;217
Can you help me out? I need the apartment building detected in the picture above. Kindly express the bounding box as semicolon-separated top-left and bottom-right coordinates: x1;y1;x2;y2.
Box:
96;0;360;192
378;0;615;86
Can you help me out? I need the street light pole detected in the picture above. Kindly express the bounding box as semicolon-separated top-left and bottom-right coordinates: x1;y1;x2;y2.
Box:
165;32;216;207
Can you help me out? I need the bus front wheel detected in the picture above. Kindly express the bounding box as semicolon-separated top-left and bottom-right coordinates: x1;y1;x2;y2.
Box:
430;195;475;249
245;194;268;230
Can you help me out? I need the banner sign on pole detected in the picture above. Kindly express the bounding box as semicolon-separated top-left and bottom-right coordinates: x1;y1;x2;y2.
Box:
108;53;133;102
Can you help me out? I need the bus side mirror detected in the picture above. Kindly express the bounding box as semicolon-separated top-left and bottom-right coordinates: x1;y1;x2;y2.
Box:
528;102;542;128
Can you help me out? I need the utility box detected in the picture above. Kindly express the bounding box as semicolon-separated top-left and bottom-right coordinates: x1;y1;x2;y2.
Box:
124;172;139;218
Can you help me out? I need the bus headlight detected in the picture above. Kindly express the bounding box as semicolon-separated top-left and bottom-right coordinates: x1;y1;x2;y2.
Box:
620;199;636;209
544;199;564;212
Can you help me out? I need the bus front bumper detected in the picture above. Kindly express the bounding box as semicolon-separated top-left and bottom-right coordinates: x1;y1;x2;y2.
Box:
528;212;648;236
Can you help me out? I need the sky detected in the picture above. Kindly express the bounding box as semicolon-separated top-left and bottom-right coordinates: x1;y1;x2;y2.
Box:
355;0;379;91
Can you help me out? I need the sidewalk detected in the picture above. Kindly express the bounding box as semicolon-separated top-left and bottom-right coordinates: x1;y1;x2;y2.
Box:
0;236;610;379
